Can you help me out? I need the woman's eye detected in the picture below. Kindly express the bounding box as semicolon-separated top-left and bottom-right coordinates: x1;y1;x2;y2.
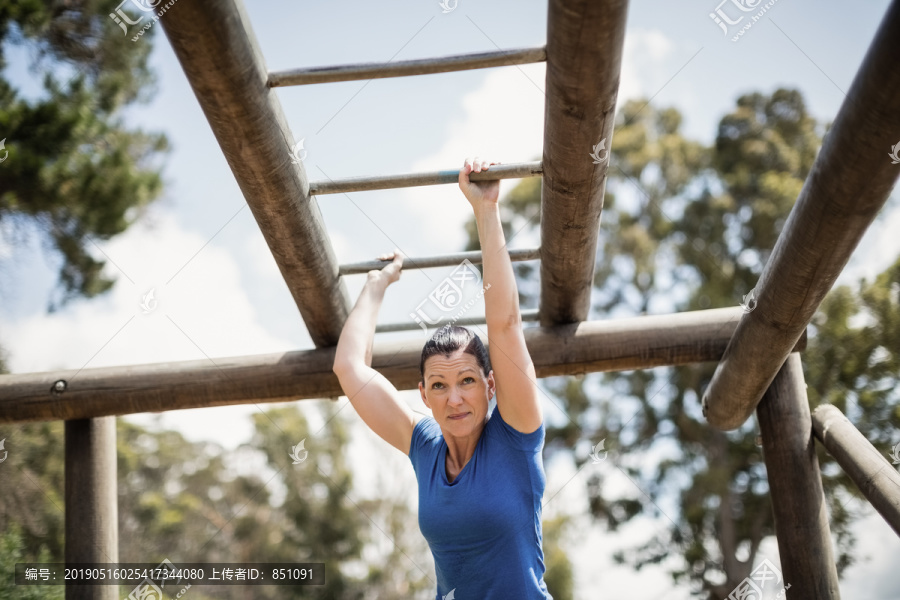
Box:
432;382;444;389
463;377;475;384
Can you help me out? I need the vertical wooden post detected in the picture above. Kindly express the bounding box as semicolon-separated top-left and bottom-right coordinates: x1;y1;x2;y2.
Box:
756;353;840;598
65;417;118;600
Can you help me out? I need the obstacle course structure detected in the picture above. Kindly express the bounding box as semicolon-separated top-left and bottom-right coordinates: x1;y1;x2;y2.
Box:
2;0;900;598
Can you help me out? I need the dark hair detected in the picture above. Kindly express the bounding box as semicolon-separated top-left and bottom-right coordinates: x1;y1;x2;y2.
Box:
419;326;492;382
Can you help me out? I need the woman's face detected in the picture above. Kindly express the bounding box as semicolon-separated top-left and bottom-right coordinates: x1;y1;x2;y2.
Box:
419;348;494;436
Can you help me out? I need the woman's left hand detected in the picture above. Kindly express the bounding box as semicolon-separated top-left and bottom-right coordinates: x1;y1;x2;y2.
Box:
458;156;500;208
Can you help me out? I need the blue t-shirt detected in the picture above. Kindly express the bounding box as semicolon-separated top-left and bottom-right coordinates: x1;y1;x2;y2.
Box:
408;406;553;600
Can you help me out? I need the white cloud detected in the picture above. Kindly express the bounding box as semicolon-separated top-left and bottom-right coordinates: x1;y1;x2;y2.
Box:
1;208;297;448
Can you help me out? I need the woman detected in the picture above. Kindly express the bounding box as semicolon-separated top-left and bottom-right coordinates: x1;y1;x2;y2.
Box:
333;157;552;599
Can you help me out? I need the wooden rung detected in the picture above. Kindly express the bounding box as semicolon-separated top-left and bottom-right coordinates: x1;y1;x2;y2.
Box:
310;161;542;195
812;404;900;537
338;248;541;275
375;308;540;333
269;46;546;87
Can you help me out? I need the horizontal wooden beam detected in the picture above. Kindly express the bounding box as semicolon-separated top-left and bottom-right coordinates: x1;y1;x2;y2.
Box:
268;46;546;87
812;404;900;537
702;0;900;430
309;161;542;195
0;308;806;424
757;353;840;598
375;308;540;333
539;0;629;326
159;0;350;347
339;248;541;275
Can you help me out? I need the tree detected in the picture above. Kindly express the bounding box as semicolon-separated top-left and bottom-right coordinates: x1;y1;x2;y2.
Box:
464;89;900;597
0;0;167;310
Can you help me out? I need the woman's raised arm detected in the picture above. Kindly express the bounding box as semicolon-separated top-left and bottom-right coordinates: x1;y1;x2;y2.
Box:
459;157;542;434
333;251;420;454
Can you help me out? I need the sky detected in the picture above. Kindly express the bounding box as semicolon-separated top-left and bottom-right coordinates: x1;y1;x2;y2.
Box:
2;0;900;597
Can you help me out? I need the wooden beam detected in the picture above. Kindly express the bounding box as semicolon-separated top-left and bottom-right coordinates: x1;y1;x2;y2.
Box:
339;247;541;275
0;308;806;424
159;0;349;347
812;404;900;537
702;0;900;430
375;308;540;333
269;46;546;87
539;0;628;326
65;417;118;600
309;161;542;195
756;353;840;598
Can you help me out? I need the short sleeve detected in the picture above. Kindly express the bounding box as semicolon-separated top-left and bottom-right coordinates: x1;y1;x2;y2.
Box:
487;405;545;452
408;415;441;460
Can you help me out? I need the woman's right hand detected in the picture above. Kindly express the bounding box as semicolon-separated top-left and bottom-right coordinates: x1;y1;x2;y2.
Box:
367;249;404;287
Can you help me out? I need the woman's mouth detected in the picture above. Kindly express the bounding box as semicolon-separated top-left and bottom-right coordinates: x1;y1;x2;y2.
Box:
448;412;469;420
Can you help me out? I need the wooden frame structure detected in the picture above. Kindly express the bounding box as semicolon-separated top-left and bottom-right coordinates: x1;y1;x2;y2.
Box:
2;0;899;598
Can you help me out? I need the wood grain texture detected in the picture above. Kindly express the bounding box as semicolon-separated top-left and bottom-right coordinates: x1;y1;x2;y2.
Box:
65;417;118;599
269;47;546;87
539;0;629;326
159;0;349;347
0;308;805;424
309;161;542;195
702;0;900;430
812;404;900;537
757;353;840;599
339;247;541;275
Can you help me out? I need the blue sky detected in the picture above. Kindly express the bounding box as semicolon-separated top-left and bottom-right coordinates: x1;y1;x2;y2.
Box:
2;0;900;597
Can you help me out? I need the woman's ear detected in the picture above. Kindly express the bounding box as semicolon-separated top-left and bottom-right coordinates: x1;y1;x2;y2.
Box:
487;370;496;399
418;381;431;409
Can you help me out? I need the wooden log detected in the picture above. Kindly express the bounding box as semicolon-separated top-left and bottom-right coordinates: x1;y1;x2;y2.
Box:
159;0;349;347
65;417;118;600
339;247;541;275
812;404;900;537
309;161;542;195
0;308;806;424
375;308;540;333
269;46;546;87
539;0;628;326
756;353;840;598
702;0;900;430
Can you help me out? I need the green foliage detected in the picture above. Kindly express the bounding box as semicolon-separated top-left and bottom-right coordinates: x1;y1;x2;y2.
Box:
466;88;899;597
0;525;64;600
0;0;168;310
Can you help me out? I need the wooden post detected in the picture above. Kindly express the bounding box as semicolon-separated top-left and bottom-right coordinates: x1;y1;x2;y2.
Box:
702;0;900;430
0;308;805;424
159;0;350;347
65;417;118;600
756;353;840;598
539;0;629;326
812;404;900;537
